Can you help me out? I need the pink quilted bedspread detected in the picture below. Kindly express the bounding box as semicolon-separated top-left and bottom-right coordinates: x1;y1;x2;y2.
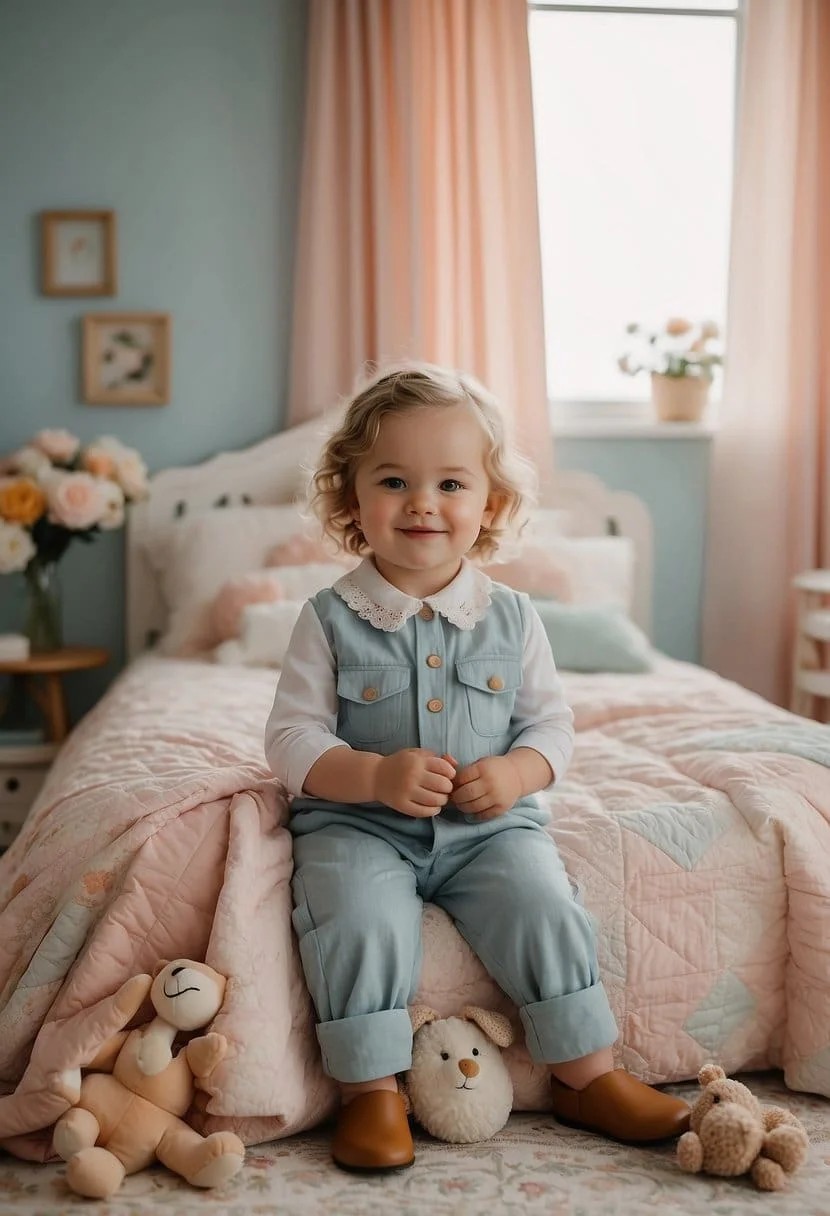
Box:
0;655;828;1159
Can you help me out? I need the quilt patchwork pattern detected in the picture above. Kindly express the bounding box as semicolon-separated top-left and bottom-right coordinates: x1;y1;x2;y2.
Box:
0;655;827;1155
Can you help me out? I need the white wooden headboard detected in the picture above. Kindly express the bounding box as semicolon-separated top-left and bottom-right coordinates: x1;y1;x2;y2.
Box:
126;413;653;658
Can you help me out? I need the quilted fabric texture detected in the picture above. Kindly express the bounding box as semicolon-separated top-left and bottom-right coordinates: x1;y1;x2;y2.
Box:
0;655;827;1157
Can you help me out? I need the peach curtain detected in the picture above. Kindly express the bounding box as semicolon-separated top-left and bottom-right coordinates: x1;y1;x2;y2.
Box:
702;0;830;704
287;0;553;486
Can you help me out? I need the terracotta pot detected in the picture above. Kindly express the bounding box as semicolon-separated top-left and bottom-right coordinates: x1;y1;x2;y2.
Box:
650;373;710;422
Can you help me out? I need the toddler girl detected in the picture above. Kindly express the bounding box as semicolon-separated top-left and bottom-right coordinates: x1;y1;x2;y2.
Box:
265;363;689;1170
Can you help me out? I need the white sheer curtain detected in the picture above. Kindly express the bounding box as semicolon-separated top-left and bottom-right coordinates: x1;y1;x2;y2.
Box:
702;0;830;705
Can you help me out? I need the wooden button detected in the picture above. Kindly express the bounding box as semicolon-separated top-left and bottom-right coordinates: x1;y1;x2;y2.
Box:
487;675;504;691
418;605;435;621
362;687;379;701
427;698;444;713
426;654;442;668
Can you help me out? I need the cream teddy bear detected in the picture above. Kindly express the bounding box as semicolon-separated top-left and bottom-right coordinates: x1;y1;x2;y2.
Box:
401;1005;515;1143
677;1064;809;1191
52;959;244;1199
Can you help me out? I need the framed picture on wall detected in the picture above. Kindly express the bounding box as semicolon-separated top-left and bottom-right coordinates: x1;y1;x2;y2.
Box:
41;209;117;296
82;312;171;405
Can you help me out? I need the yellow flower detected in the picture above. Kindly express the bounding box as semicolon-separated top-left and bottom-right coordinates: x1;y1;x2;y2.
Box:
0;477;47;526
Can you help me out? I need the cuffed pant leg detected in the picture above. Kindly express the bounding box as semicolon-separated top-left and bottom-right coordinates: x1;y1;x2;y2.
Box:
291;824;422;1083
521;983;618;1063
433;826;618;1064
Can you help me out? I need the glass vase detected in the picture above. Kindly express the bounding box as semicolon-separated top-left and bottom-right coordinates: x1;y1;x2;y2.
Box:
24;559;63;653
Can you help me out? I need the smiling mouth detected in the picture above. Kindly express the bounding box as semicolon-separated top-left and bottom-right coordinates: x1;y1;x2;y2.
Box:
400;528;444;537
163;984;199;998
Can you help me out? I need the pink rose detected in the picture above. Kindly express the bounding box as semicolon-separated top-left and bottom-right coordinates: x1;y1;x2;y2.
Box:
97;479;126;530
47;472;107;530
665;317;692;336
12;446;51;478
33;428;80;464
81;447;118;479
113;452;149;500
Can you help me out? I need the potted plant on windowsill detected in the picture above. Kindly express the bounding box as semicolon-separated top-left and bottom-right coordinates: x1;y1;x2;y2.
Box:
618;318;723;422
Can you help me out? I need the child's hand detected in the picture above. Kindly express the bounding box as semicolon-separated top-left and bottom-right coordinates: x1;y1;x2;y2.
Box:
373;749;456;817
451;755;522;821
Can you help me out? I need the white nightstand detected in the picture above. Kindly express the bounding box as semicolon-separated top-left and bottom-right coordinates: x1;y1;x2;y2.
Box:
791;569;830;719
0;742;59;849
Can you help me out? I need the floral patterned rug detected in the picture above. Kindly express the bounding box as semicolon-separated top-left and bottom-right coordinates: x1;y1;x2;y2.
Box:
1;1074;828;1216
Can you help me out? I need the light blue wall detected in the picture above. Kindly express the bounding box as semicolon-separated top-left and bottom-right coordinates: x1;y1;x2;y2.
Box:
556;437;711;663
0;0;308;719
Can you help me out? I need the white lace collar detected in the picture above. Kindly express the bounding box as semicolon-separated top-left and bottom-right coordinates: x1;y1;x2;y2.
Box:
333;557;493;632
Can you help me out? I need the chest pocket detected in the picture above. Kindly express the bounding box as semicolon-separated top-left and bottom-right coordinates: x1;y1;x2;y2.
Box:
456;656;522;737
337;665;411;744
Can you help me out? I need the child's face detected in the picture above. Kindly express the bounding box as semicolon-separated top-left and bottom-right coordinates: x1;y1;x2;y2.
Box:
351;403;501;596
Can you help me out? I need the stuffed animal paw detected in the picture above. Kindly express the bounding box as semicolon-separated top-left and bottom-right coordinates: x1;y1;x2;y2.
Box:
52;959;244;1199
677;1064;808;1192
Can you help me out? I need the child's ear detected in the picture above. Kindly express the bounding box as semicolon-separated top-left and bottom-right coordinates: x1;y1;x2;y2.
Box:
482;491;508;529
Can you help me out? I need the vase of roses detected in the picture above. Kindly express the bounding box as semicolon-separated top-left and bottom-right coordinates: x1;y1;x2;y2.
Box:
618;318;724;422
0;430;148;652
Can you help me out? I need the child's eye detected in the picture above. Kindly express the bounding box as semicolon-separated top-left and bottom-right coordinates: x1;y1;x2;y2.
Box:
380;477;406;490
439;479;464;492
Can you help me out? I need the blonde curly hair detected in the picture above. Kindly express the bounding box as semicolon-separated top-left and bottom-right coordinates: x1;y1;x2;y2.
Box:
309;362;535;562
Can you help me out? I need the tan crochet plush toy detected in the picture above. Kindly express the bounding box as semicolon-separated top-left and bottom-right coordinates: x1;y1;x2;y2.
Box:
51;959;244;1200
677;1064;809;1191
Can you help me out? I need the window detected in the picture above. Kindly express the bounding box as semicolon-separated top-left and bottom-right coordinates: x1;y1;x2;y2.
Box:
529;1;740;411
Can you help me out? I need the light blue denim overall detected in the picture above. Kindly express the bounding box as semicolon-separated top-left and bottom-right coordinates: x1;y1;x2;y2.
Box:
289;585;618;1082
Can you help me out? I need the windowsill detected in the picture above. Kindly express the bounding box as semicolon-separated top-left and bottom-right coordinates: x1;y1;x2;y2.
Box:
550;402;719;440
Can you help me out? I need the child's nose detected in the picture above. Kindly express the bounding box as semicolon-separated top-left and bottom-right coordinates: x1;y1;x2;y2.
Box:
406;489;436;515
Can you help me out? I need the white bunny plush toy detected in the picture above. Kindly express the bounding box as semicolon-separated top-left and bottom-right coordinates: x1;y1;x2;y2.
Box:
401;1005;514;1143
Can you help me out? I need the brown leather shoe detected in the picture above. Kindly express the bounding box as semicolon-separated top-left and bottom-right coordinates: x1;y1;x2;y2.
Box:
550;1069;691;1144
331;1091;415;1172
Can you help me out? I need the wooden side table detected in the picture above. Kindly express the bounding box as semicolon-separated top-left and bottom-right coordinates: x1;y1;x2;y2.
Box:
791;570;830;719
0;647;110;742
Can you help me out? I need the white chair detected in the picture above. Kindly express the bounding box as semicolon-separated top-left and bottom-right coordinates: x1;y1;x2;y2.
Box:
790;569;830;718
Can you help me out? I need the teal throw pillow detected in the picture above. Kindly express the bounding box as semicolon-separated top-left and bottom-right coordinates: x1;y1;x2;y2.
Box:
531;598;654;674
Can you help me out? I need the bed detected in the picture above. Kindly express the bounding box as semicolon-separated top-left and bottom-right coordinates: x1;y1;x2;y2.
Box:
0;414;828;1162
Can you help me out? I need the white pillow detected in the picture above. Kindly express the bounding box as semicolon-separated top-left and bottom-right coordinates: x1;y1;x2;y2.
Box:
526;507;573;539
146;505;313;653
547;535;635;612
265;562;348;600
214;601;304;667
487;535;635;613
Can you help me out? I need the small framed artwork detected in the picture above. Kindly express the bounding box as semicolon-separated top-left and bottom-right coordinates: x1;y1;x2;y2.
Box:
82;312;171;406
41;209;117;296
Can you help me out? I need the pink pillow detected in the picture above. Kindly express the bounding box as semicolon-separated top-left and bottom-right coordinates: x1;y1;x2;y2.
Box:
211;571;286;643
483;545;574;601
265;532;353;567
206;562;349;652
